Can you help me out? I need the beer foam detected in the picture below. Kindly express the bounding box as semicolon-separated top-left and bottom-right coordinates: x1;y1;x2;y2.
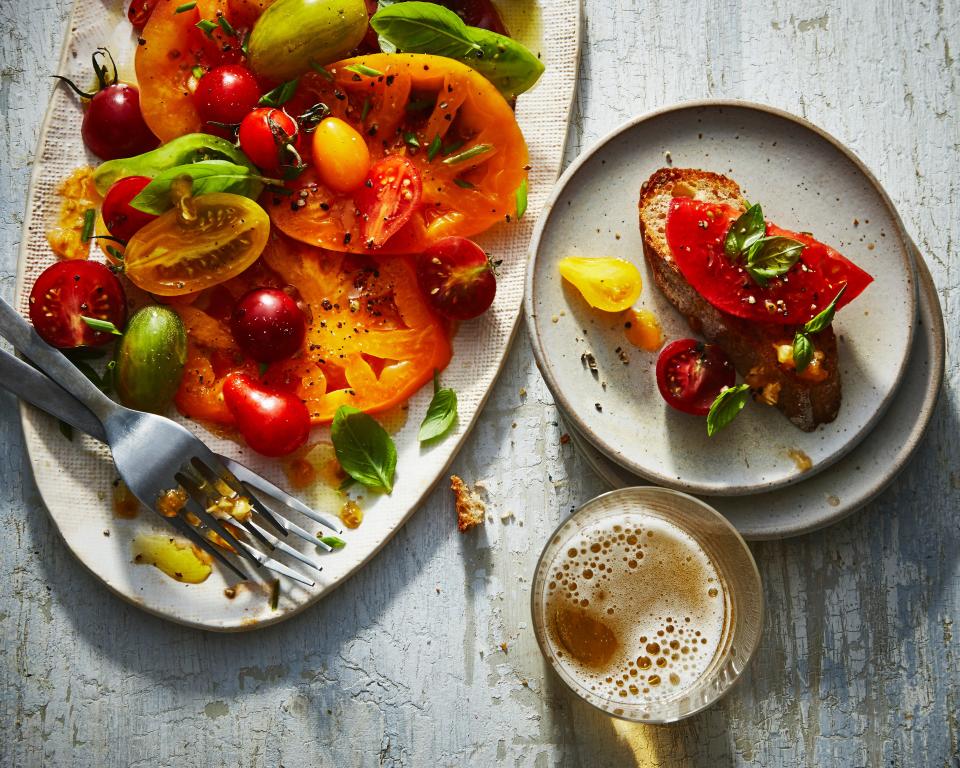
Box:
542;513;726;705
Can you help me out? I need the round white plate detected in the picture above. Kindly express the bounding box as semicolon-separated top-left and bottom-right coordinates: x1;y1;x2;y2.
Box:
15;0;581;631
525;102;917;496
561;247;943;540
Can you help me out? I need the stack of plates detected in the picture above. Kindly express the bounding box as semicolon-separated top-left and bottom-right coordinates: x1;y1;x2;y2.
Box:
524;102;945;540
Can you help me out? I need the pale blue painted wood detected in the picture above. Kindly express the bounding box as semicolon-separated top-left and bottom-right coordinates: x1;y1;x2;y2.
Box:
1;1;957;766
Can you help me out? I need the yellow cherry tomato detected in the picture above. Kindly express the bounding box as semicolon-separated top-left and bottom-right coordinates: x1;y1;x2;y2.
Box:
558;257;643;312
312;117;371;193
124;193;270;296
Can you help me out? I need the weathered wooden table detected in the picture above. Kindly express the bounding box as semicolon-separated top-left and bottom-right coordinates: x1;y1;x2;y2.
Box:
2;2;957;765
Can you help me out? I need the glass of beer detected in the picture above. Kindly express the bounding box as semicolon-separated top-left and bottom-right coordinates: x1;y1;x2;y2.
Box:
531;486;763;723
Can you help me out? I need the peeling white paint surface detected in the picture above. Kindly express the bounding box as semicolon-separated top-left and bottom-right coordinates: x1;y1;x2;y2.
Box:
2;1;959;766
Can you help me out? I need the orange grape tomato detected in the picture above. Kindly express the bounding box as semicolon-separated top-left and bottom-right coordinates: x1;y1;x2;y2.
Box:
312;117;371;193
124;193;270;296
267;53;529;254
173;234;453;425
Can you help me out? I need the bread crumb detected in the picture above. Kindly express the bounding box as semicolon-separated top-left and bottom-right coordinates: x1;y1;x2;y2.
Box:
451;475;486;532
560;433;571;445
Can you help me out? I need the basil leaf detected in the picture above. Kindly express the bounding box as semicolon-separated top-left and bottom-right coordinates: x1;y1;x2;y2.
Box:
419;374;458;442
792;332;813;372
93;133;258;195
706;384;751;437
515;178;528;220
724;203;765;259
130;160;275;215
803;285;847;334
371;2;545;98
744;236;805;286
331;406;397;493
259;78;299;107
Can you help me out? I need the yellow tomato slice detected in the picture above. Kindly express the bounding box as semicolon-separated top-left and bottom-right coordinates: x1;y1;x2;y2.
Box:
558;257;643;312
124;193;270;296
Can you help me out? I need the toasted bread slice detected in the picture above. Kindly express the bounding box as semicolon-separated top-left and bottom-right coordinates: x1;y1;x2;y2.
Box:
638;168;841;431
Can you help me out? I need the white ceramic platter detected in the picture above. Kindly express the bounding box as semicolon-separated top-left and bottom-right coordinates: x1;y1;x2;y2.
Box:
561;248;944;540
15;0;581;631
526;102;917;496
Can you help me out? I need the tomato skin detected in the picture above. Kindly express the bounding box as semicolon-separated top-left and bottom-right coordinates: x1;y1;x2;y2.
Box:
128;0;156;30
28;261;128;348
230;288;306;362
656;339;736;416
416;236;495;320
82;84;159;161
312;117;371;193
238;108;300;172
102;176;157;242
222;373;311;456
355;156;422;249
194;65;262;131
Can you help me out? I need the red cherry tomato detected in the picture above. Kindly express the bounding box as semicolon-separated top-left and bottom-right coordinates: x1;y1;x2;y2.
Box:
230;288;306;362
238;107;300;173
655;339;736;416
127;0;156;31
82;83;159;161
416;236;496;320
355;155;423;249
28;261;128;348
194;65;262;132
222;373;311;457
101;176;158;242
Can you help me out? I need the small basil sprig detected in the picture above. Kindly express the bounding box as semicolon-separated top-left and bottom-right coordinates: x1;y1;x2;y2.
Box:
706;383;751;437
792;285;847;372
370;1;545;98
724;203;805;286
331;406;397;493
724;203;765;257
92;133;259;196
130;160;278;215
419;372;457;443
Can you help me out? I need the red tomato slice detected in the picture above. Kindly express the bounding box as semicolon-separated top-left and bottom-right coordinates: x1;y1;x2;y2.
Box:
355;156;423;249
665;198;873;325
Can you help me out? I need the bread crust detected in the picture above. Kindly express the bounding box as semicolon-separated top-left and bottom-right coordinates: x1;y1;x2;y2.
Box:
638;168;841;431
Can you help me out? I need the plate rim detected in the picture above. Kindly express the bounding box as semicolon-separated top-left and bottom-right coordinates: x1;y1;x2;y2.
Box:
14;0;583;632
524;98;919;496
561;244;944;539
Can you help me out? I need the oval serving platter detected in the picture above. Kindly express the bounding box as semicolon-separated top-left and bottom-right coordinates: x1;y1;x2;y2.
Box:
526;101;917;496
561;246;944;539
14;0;582;631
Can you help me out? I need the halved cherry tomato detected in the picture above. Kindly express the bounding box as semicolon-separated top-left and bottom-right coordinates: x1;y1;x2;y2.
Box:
665;198;873;325
223;373;311;456
128;0;156;31
102;176;157;242
174;234;452;425
123;193;270;295
655;339;736;416
416;236;495;320
28;261;127;348
238;108;301;173
268;53;528;254
355;156;422;249
558;256;643;313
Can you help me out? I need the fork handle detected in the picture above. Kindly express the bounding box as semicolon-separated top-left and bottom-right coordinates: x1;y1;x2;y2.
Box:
0;297;117;422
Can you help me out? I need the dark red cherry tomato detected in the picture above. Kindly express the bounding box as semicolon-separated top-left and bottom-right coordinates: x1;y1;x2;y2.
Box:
230;288;306;362
238;107;300;172
655;339;736;416
102;176;157;242
28;261;127;348
127;0;155;31
355;156;422;249
194;65;262;132
416;236;496;320
83;83;159;160
222;373;311;457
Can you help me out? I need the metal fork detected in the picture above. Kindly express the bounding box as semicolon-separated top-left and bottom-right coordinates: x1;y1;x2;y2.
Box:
0;298;339;586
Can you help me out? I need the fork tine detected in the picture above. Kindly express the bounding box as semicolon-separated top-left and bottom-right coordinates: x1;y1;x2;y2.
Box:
234;540;316;587
222;458;343;533
246;520;324;573
165;512;247;581
245;491;333;552
176;474;264;570
192;457;290;538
